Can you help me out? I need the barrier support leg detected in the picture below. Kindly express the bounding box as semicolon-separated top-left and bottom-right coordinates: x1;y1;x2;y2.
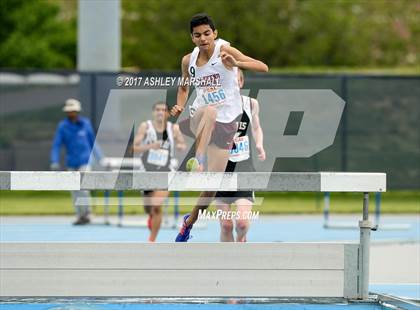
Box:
174;191;180;227
104;190;110;225
323;192;330;228
374;192;381;227
358;192;373;300
118;190;124;226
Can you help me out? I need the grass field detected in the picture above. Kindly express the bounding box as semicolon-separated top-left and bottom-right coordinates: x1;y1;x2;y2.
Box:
0;191;418;216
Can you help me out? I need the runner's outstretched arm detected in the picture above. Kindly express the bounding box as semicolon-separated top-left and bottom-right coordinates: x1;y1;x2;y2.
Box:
250;98;266;161
170;55;191;117
220;46;268;72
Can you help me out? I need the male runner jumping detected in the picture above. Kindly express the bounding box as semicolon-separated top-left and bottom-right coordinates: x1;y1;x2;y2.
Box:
170;13;268;241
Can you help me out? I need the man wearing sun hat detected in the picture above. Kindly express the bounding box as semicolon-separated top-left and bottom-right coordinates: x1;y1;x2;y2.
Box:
50;98;103;225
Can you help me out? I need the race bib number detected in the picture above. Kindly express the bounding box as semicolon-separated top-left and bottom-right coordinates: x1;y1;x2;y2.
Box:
229;135;250;162
201;88;226;106
190;88;226;117
147;149;169;167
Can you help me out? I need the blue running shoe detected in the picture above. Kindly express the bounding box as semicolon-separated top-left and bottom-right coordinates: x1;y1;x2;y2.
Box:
175;214;193;242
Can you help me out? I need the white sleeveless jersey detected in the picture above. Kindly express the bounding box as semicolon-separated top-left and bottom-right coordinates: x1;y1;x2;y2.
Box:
241;95;253;125
140;120;175;170
143;120;174;156
229;96;253;163
188;38;242;123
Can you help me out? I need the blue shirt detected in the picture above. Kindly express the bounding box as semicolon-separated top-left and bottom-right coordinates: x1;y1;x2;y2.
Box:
50;116;103;168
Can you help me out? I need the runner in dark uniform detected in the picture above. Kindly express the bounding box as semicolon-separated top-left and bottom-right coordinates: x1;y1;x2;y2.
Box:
215;95;256;203
214;70;266;242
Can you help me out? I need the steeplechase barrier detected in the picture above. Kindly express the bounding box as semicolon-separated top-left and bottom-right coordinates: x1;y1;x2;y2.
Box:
0;171;386;300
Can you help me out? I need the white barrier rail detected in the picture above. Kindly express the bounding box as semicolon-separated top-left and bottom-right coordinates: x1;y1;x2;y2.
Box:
0;171;386;300
0;171;386;192
0;242;359;298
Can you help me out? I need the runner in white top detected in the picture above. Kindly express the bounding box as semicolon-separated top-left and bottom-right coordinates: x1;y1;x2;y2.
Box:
215;69;266;242
187;37;242;123
133;101;186;242
170;13;268;242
